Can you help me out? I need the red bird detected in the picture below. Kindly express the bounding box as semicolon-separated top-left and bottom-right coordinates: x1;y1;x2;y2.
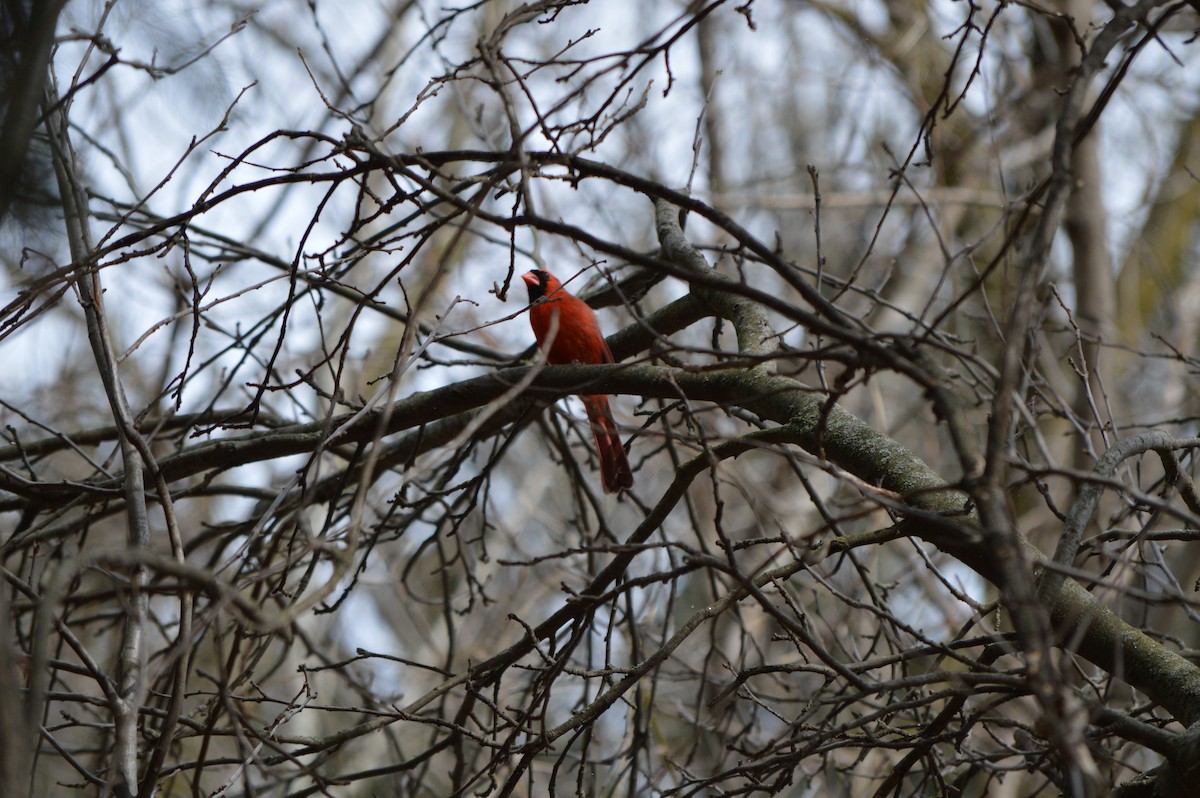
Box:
522;269;634;493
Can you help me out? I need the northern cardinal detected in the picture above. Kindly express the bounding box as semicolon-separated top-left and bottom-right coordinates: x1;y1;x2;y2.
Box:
522;269;634;493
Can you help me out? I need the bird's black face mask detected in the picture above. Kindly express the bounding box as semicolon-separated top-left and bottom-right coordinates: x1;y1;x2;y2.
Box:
524;270;550;302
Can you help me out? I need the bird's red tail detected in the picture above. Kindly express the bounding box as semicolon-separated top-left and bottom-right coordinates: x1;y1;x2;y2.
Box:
582;395;634;493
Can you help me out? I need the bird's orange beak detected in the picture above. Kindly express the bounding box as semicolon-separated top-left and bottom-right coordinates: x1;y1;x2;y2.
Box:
521;272;538;287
